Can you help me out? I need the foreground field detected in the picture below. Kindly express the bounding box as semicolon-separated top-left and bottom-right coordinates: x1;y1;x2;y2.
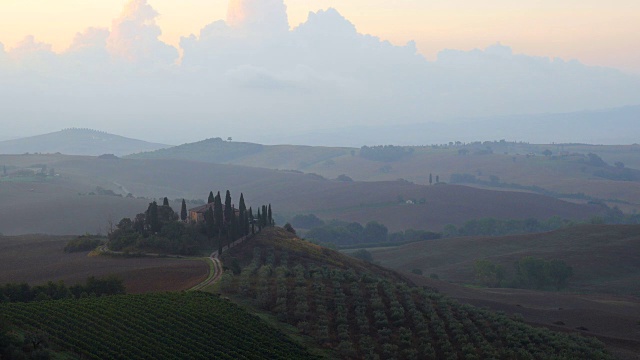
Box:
0;292;316;359
406;275;640;360
0;235;208;293
368;224;640;296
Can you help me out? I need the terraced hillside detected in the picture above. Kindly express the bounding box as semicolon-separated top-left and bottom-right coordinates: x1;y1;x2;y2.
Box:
218;228;612;359
0;292;316;359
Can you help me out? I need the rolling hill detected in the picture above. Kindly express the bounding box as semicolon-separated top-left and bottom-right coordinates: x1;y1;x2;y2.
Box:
126;137;640;211
367;224;640;296
215;227;614;359
0;154;605;235
0;128;170;156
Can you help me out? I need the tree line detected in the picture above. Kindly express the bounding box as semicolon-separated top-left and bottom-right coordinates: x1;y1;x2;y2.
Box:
475;257;573;290
0;276;125;303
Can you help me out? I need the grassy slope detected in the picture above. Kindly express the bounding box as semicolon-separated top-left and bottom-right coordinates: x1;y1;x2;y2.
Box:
217;227;613;360
0;235;208;293
368;224;640;296
0;154;604;235
0;292;317;359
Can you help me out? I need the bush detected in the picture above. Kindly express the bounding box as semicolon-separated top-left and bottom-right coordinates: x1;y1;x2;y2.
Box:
64;236;104;253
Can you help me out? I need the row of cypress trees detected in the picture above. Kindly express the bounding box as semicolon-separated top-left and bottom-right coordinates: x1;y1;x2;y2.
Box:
200;190;273;254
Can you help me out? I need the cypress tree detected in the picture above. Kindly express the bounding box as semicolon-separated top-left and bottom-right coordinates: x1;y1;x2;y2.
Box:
257;208;262;232
224;190;232;225
163;197;169;206
214;192;223;241
429;173;433;185
208;191;215;204
146;202;160;233
249;207;254;234
436;175;440;183
239;193;247;237
268;204;273;226
180;199;187;222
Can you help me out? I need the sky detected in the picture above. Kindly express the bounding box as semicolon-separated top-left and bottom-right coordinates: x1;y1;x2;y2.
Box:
1;0;639;74
0;0;639;145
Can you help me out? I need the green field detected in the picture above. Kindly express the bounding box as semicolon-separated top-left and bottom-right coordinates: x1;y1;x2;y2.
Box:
0;292;316;359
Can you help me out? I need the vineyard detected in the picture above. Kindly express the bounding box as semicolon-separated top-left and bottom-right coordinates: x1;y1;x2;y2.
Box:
0;291;317;359
220;228;613;360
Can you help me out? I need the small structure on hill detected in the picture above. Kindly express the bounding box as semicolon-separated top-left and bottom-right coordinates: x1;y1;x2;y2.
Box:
188;203;239;223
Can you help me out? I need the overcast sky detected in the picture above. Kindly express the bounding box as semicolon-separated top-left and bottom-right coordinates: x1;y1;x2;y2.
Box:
0;0;639;144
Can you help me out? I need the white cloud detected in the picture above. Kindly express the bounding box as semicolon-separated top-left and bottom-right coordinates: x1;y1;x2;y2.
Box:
0;0;639;145
106;0;178;66
227;0;289;34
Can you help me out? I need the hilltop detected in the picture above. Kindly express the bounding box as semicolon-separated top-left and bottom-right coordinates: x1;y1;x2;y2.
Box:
0;128;170;156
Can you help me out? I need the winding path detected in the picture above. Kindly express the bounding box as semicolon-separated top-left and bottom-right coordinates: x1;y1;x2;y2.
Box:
189;235;252;291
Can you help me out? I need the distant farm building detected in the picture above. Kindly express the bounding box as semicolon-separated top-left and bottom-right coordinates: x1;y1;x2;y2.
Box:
188;203;240;223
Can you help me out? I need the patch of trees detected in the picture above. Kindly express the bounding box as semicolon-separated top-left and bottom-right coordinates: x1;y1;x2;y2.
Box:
108;198;204;255
1;322;52;360
593;167;639;181
108;193;270;255
360;145;414;162
63;235;105;252
475;257;573;290
305;219;440;246
0;276;125;303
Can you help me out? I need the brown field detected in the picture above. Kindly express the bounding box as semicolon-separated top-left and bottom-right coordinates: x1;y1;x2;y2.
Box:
0;154;605;235
368;224;640;296
407;275;640;360
0;235;208;293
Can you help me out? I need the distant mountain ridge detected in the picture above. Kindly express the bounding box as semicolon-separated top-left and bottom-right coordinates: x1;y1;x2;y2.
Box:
0;128;171;156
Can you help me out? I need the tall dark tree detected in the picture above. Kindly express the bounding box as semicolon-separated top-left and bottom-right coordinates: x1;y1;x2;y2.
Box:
146;202;160;233
249;207;254;234
163;197;169;206
268;204;273;226
204;206;217;253
429;173;433;185
239;193;247;237
224;190;232;225
436;175;440;183
208;191;215;204
257;208;262;232
180;199;188;222
214;192;223;241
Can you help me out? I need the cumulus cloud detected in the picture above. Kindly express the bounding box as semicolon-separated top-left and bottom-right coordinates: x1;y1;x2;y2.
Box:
227;0;289;34
0;0;639;145
106;0;178;66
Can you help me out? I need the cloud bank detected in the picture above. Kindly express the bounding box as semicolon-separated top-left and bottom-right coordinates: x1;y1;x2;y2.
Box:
1;0;639;145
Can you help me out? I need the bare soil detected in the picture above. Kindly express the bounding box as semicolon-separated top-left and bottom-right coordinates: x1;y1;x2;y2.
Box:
0;235;208;293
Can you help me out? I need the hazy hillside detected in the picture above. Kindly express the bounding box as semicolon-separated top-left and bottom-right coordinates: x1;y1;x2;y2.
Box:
262;105;640;147
368;224;640;296
0;128;170;156
216;227;613;359
0;154;605;235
